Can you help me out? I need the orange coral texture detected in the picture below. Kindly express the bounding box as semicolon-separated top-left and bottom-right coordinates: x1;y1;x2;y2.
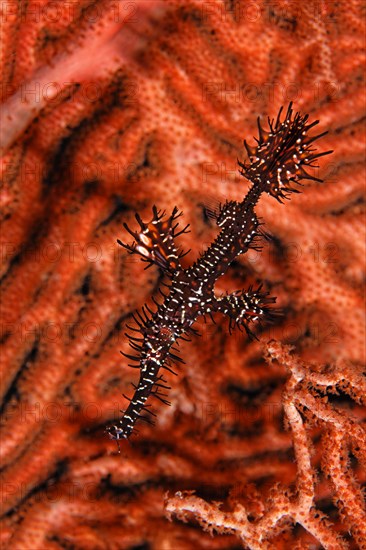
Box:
0;1;365;549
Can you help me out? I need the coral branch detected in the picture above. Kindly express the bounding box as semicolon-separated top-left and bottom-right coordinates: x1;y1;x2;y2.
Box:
166;341;364;549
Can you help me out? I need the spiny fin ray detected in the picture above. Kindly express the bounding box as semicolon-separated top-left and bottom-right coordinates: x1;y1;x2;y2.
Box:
117;206;190;275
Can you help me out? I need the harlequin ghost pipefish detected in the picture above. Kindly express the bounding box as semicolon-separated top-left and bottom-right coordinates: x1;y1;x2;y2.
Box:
106;103;332;445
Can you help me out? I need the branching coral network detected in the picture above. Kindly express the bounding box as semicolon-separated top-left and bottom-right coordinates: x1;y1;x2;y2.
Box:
166;340;366;549
0;0;365;548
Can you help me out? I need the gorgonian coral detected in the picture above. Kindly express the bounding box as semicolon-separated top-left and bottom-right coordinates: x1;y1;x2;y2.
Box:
0;0;365;548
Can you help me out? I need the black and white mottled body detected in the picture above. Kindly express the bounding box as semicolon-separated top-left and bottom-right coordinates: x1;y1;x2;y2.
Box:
106;103;331;443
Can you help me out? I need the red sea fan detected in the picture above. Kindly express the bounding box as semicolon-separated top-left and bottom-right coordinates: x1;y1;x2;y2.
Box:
0;1;365;549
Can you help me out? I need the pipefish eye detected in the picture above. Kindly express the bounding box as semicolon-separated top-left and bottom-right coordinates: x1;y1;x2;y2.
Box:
106;425;123;440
